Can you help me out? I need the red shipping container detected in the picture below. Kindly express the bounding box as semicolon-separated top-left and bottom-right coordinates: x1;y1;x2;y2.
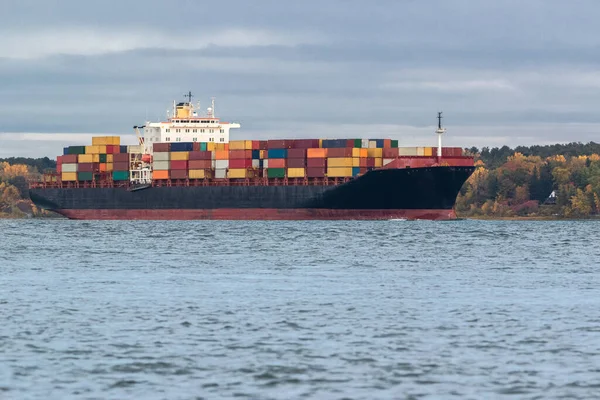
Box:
383;139;391;148
359;158;368;167
267;158;286;168
192;142;200;151
306;167;325;178
327;148;353;157
189;159;212;169
189;151;212;160
61;154;78;164
366;158;375;167
170;160;188;170
154;143;170;152
252;141;260;150
105;145;119;154
383;148;399;158
56;164;62;173
360;167;368;174
170;169;188;179
259;141;269;150
307;158;326;168
113;161;129;171
287;158;306;168
113;153;129;162
229;158;253;168
291;139;320;149
229;150;252;159
287;148;306;159
77;163;93;172
267;139;292;149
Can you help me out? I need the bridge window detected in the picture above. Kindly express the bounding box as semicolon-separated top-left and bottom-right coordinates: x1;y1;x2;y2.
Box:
193;138;197;142
166;137;170;141
220;137;225;142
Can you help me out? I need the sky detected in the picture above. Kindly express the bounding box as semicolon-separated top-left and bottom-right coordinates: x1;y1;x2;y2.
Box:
1;0;600;157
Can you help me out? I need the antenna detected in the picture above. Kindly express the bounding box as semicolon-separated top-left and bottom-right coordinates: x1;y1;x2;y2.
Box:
435;111;446;158
184;91;193;103
211;97;215;117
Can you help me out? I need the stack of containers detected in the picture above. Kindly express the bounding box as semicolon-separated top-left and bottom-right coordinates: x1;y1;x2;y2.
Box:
188;149;213;179
152;143;171;180
306;148;327;177
170;142;192;180
265;147;287;178
286;148;306;178
228;140;254;178
59;136;125;181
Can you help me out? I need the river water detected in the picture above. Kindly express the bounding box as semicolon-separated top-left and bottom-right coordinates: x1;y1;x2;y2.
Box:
1;220;599;399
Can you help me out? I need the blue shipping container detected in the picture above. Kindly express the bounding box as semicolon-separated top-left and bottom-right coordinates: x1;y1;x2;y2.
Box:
267;149;287;159
369;139;385;148
352;167;360;177
120;145;128;153
252;150;260;159
170;142;194;152
63;147;69;155
321;139;347;148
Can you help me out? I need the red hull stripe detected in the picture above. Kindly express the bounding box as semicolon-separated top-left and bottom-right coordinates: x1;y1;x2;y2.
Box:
55;208;457;220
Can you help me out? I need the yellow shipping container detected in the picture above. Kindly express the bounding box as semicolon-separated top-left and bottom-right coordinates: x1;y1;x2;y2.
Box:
327;167;353;177
260;150;266;159
85;145;99;154
228;168;253;178
319;139;323;148
189;169;207;179
374;158;383;167
352;157;360;167
107;154;114;163
92;154;100;163
215;143;226;151
78;154;93;163
367;148;383;158
328;157;353;167
107;163;113;172
424;147;433;156
109;136;120;145
229;140;246;150
352;148;361;157
171;152;189;161
287;168;306;178
98;145;107;154
92;137;107;146
245;140;253;150
61;172;77;181
207;142;216;151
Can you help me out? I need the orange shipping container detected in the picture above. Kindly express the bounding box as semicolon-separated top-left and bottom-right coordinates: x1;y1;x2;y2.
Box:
268;158;286;168
153;170;169;180
383;139;391;148
307;148;327;158
215;150;229;160
360;148;368;158
99;163;107;172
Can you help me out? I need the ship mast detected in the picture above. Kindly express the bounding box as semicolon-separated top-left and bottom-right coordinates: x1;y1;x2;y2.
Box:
435;111;446;159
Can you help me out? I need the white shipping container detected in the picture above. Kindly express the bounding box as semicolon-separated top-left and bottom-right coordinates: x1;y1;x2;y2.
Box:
361;139;370;148
214;168;227;179
62;163;78;172
128;145;143;154
368;140;377;148
417;147;425;156
263;159;269;168
153;161;170;170
153;152;170;161
252;159;260;169
399;147;418;156
215;160;229;169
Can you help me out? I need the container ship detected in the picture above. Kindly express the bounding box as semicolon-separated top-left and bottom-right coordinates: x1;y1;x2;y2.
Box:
29;93;475;220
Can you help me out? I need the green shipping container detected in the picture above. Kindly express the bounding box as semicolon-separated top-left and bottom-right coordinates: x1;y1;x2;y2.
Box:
391;140;398;148
99;154;107;163
77;172;93;181
113;171;129;181
267;168;286;178
67;146;86;155
200;142;207;151
351;139;362;148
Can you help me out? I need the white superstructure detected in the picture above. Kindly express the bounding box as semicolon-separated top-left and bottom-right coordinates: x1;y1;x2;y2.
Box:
140;92;241;154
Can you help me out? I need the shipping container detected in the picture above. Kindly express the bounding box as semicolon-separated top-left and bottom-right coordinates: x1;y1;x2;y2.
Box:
77;163;95;173
112;171;129;181
153;170;169;180
399;147;419;156
171;142;194;152
170;160;188;170
367;158;375;167
252;149;260;159
128;145;143;154
287;158;306;168
391;140;398;148
267;168;286;178
228;169;254;179
106;145;119;154
374;158;383;167
252;159;260;169
424;147;433;157
188;159;212;169
267;149;287;159
215;160;229;169
113;161;129;171
383;139;391;148
153;152;170;162
200;142;208;151
66;146;86;155
189;169;209;179
352;158;360;167
78;154;93;163
120;145;128;153
229;158;253;169
267;139;292;149
171;152;189;161
245;140;254;150
327;157;353;167
327;148;353;158
307;148;327;158
77;172;94;181
85;145;100;154
170;169;188;179
287;167;305;178
291;139;320;149
215;150;228;160
229;140;246;150
368;141;377;149
153;143;170;152
189;151;212;160
99;163;107;172
107;163;113;172
214;168;227;179
352;167;360;177
306;167;325;178
99;154;107;163
92;154;100;163
361;139;369;148
287;148;306;159
60;155;78;164
267;158;286;168
192;142;200;152
229;149;252;159
113;153;130;162
258;141;269;150
321;139;348;148
206;142;216;152
383;148;399;158
92;136;119;146
327;167;353;177
307;158;327;168
383;158;395;166
417;147;425;156
347;139;362;148
61;172;77;181
359;157;368;167
367;148;383;158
